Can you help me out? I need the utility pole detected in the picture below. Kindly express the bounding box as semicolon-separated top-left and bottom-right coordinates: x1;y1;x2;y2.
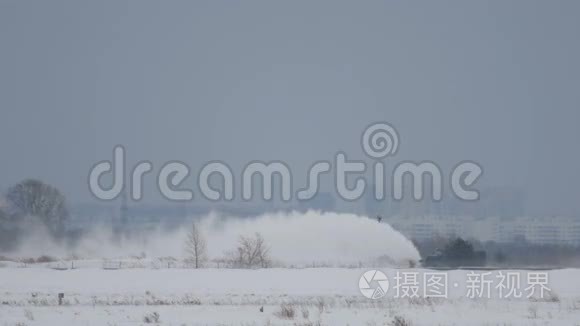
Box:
114;188;129;241
120;189;128;232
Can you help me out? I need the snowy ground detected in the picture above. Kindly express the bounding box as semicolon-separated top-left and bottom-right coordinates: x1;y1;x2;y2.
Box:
1;266;580;325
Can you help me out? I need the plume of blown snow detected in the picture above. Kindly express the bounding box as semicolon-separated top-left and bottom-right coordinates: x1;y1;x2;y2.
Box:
202;210;419;266
3;211;419;267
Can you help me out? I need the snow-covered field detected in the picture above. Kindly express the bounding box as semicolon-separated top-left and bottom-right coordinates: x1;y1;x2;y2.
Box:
1;266;580;325
0;212;578;325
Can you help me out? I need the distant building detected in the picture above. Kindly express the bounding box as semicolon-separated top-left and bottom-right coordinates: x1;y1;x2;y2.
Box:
388;215;473;241
297;192;336;212
386;214;580;246
478;187;526;219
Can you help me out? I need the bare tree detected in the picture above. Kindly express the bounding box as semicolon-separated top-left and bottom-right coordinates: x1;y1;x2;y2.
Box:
231;232;271;268
6;179;69;237
257;235;271;268
252;233;271;268
185;222;207;268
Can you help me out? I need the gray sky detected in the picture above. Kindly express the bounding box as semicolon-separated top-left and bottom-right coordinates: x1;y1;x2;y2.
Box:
1;1;579;215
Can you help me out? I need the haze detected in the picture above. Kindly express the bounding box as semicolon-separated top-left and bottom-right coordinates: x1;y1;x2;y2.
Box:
1;0;579;216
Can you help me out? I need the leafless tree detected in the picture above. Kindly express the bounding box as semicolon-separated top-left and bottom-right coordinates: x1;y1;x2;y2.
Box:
231;232;271;268
255;233;271;268
6;179;69;236
185;222;207;268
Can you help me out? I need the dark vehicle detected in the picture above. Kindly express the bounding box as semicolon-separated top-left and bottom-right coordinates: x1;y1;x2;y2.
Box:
422;239;487;268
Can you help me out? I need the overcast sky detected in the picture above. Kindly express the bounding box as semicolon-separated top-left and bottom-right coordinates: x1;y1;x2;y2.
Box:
1;1;579;215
